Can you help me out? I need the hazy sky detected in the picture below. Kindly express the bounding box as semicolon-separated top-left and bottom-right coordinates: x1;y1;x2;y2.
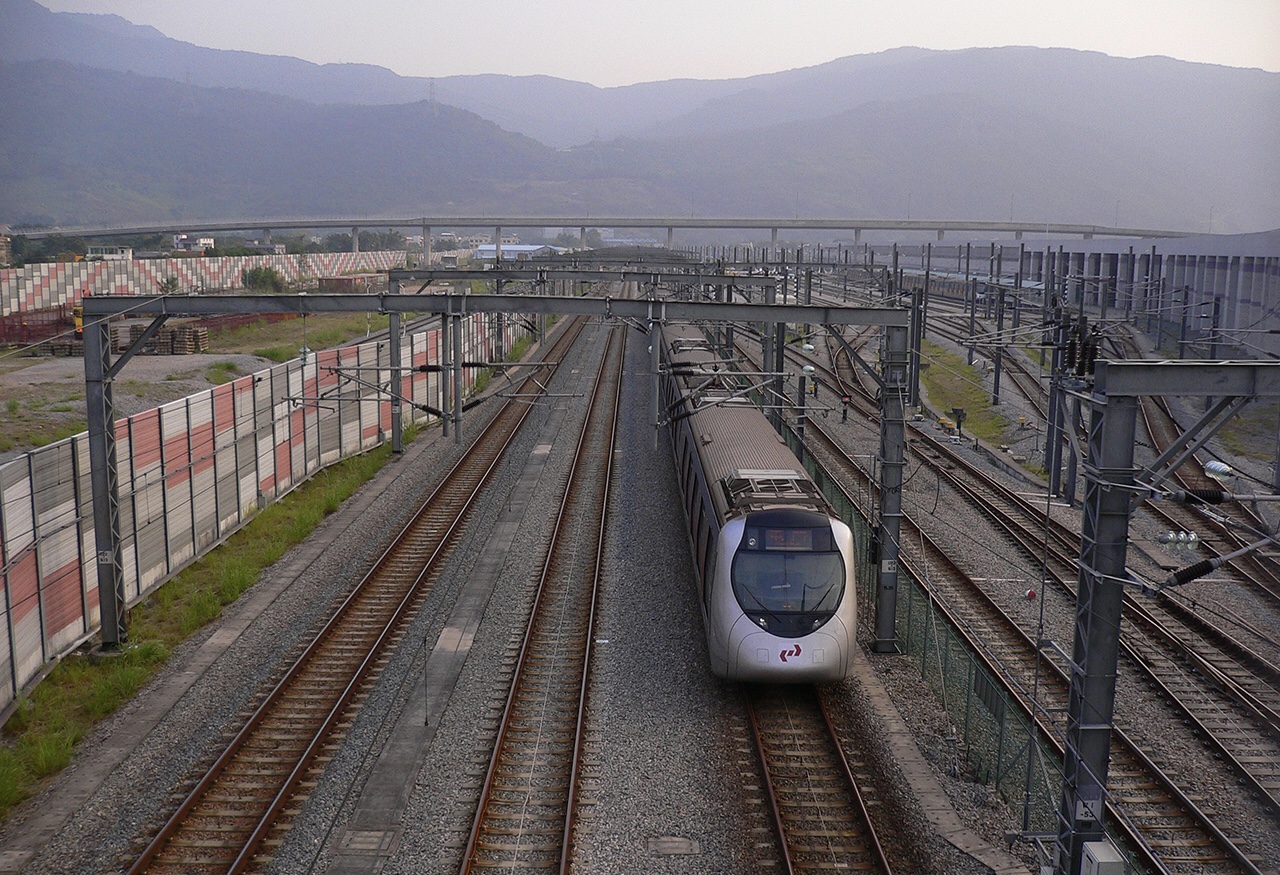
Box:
41;0;1280;86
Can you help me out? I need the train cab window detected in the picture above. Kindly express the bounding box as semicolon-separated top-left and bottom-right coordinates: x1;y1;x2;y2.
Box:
730;509;844;638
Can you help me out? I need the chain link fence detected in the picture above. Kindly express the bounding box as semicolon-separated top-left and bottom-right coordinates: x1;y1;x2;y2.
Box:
786;424;1062;838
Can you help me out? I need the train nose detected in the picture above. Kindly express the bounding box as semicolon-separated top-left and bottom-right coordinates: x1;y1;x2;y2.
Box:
734;630;843;681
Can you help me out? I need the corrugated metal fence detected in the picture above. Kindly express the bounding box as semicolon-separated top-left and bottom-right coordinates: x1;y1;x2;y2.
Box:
0;310;524;712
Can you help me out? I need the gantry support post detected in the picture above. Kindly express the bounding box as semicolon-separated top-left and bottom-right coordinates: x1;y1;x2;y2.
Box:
440;305;451;439
873;322;909;652
922;242;932;340
85;316;127;649
1055;389;1137;875
992;284;1006;404
389;278;403;455
452;309;464;444
908;287;923;408
651;319;661;450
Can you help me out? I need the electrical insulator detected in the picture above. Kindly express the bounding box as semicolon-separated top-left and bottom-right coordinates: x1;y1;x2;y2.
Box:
1205;460;1233;479
1081;338;1098;376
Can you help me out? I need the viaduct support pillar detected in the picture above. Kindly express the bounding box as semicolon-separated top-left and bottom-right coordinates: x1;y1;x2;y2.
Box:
352;227;360;253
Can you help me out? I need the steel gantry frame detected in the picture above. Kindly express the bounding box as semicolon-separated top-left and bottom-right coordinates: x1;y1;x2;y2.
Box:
80;276;909;659
1055;359;1280;875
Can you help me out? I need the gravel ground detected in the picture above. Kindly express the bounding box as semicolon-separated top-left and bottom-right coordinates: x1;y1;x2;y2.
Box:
30;311;1255;875
0;347;499;874
898;324;1280;873
0;316;1039;875
0;351;276;466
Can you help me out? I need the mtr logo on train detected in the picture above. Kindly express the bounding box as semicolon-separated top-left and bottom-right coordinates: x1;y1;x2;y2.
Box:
779;645;803;663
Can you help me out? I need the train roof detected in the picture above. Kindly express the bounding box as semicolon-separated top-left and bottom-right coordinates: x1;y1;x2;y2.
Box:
662;322;829;521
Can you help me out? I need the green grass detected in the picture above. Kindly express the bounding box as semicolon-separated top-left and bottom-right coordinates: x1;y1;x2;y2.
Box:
0;438;401;818
1217;400;1280;461
253;345;300;363
212;314;389;356
27;422;84;449
919;339;1011;443
507;335;532;362
205;361;240;385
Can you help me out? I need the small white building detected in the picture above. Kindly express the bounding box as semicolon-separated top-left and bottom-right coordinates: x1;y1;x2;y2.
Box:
172;234;215;253
474;244;564;263
245;241;287;255
86;246;133;261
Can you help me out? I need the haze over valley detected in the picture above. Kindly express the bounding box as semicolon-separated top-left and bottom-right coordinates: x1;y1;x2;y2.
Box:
2;0;1277;234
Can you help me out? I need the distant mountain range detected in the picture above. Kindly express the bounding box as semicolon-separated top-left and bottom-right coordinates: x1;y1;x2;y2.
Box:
2;0;1277;233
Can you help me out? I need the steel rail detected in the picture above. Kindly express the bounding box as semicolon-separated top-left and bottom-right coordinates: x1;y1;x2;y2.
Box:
128;317;588;874
744;685;894;875
734;332;1266;873
801;415;1266;875
458;325;624;874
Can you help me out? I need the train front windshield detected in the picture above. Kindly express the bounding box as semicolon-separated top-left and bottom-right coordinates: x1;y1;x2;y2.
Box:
731;510;845;638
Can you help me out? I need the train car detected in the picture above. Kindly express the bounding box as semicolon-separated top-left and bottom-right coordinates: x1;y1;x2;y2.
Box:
659;322;857;682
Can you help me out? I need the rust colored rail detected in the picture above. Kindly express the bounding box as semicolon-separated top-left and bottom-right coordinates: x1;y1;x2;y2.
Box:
128;318;588;875
745;685;894;875
459;325;624;874
738;332;1268;874
801;414;1268;875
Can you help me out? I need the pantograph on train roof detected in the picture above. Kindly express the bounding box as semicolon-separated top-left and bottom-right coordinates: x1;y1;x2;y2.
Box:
721;468;827;514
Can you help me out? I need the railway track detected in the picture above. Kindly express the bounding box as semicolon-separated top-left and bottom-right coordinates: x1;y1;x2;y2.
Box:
126;318;589;875
737;332;1271;873
800;417;1269;875
458;325;624;874
821;330;1280;805
905;427;1280;810
1139;393;1280;615
819;315;1280;747
745;685;894;875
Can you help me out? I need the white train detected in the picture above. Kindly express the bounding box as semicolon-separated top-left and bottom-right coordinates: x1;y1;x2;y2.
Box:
659;322;857;682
